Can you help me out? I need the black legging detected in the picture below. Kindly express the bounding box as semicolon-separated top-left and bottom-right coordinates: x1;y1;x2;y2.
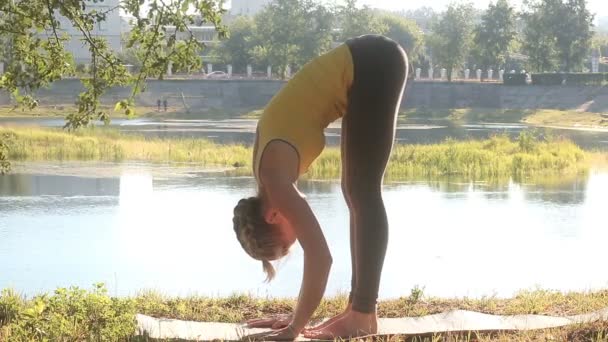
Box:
341;35;408;313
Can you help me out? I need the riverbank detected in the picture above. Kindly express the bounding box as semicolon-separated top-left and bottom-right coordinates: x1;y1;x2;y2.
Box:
1;285;607;341
3;105;608;131
406;108;608;129
0;105;250;120
0;126;598;180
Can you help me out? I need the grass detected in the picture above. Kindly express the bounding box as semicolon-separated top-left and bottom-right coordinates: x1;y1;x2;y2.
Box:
0;126;251;169
0;127;593;181
522;109;608;128
403;107;608;128
2;285;608;341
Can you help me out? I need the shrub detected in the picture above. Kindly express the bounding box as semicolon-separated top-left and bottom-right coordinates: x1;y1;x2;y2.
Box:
0;284;137;341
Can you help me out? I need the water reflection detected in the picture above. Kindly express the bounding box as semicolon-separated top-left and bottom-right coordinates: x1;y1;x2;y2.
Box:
1;168;607;299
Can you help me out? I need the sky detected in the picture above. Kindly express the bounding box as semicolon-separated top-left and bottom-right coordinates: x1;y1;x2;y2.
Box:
355;0;607;14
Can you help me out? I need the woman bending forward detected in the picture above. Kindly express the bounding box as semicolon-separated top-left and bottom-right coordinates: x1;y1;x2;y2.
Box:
232;34;409;341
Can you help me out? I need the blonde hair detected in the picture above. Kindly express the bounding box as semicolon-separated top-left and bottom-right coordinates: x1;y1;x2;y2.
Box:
232;197;288;281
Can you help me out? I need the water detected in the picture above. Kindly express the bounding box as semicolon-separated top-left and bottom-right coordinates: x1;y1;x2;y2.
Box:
2;117;608;150
2;163;607;299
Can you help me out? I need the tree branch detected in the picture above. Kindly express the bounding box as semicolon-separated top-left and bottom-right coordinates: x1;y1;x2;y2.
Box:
44;0;62;47
58;3;117;67
129;2;167;99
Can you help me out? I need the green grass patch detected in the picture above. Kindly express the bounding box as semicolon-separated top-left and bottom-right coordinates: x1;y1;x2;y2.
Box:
0;127;593;181
401;108;531;122
522;109;608;128
2;285;608;341
0;284;136;341
401;107;608;129
0;126;251;169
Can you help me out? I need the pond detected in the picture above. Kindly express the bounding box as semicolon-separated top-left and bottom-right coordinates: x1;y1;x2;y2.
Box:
1;162;607;299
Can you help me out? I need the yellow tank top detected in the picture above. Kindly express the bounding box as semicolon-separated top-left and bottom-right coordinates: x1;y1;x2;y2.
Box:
254;44;354;180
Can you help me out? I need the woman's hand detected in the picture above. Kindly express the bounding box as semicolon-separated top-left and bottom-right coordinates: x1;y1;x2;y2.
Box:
246;314;292;329
243;325;299;341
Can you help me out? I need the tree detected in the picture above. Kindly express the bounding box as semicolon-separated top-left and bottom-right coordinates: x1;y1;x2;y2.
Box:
473;0;517;72
592;33;608;58
522;0;558;72
336;0;387;41
430;2;475;81
554;0;594;71
251;0;334;78
377;12;425;63
403;6;438;32
0;0;225;127
0;0;225;171
216;16;257;73
522;0;594;72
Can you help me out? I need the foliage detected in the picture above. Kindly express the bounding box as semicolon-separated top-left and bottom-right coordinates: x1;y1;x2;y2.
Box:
403;6;438;31
553;0;594;72
472;0;517;71
522;1;558;72
335;0;387;41
592;32;608;58
1;0;225;128
0;133;11;174
251;0;333;78
0;0;226;170
216;1;425;72
429;2;475;81
215;16;257;73
0;284;136;341
377;12;425;63
522;0;594;72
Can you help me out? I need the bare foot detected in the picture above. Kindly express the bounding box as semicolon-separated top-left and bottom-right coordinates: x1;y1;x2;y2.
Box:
302;310;378;340
303;304;352;334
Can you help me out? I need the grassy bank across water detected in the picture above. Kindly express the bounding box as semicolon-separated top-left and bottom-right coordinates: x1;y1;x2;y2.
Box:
0;105;251;120
0;126;597;180
405;107;608;129
1;284;608;341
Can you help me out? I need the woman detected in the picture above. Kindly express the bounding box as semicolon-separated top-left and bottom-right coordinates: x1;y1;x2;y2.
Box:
232;34;409;340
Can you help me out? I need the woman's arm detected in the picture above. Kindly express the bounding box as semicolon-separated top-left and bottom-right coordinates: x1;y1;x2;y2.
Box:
260;141;333;333
265;181;333;332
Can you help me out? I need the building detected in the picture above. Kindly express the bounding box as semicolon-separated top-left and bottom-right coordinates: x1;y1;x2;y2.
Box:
49;0;122;64
229;0;271;16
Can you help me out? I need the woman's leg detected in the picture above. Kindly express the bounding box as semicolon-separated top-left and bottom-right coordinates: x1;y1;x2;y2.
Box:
304;35;408;338
345;36;407;314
